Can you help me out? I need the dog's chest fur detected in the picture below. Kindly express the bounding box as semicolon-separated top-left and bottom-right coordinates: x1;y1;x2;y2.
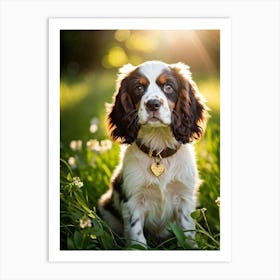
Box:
119;143;199;234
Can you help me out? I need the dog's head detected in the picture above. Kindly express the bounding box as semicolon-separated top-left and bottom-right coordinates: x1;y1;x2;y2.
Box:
106;60;209;144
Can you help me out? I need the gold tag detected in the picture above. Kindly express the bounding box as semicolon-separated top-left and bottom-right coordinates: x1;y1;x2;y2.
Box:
151;162;165;176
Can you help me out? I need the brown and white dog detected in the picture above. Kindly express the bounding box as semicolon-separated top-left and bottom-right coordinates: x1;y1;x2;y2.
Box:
98;60;208;247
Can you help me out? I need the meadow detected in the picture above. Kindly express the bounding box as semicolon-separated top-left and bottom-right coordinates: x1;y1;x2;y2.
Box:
60;70;220;250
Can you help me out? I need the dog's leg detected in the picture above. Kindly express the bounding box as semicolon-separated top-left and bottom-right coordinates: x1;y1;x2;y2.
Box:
178;202;198;248
122;201;146;247
98;191;124;237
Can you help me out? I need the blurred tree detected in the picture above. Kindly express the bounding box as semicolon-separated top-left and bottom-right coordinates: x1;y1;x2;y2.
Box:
60;30;115;76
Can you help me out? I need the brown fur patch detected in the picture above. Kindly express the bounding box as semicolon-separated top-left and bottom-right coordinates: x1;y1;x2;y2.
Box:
139;76;148;86
158;74;168;85
135;101;141;110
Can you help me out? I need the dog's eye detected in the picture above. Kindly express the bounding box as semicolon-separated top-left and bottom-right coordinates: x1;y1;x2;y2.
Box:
163;83;174;94
135;84;145;94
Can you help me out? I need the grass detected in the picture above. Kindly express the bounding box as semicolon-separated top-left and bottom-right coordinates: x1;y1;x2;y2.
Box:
60;71;220;250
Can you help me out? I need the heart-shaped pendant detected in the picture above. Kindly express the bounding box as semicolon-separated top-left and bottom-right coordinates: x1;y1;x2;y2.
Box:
150;162;165;177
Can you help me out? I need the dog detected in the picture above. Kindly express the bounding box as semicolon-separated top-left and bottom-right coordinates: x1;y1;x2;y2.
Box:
98;60;208;247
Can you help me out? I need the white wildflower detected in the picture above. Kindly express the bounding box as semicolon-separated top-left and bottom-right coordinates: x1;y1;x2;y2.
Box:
73;176;83;188
89;123;98;133
89;117;99;133
86;139;101;152
79;215;92;229
68;157;77;168
215;197;220;207
70;140;82;151
100;139;112;153
86;139;112;153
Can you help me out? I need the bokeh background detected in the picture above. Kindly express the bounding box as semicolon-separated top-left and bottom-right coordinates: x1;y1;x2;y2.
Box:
60;30;220;250
60;30;220;143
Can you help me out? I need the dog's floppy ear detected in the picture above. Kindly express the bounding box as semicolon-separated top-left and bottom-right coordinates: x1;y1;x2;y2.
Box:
106;64;140;144
170;63;209;144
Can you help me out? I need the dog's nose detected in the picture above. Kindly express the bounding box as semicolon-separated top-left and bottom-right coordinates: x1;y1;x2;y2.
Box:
145;99;161;111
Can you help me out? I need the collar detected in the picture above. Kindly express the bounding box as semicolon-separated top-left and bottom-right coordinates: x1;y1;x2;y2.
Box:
135;139;181;159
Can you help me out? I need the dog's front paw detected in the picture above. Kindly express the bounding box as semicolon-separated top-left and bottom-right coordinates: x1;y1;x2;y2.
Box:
127;235;147;249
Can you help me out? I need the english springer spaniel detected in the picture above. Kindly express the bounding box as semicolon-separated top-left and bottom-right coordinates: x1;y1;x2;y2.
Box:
99;60;208;247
